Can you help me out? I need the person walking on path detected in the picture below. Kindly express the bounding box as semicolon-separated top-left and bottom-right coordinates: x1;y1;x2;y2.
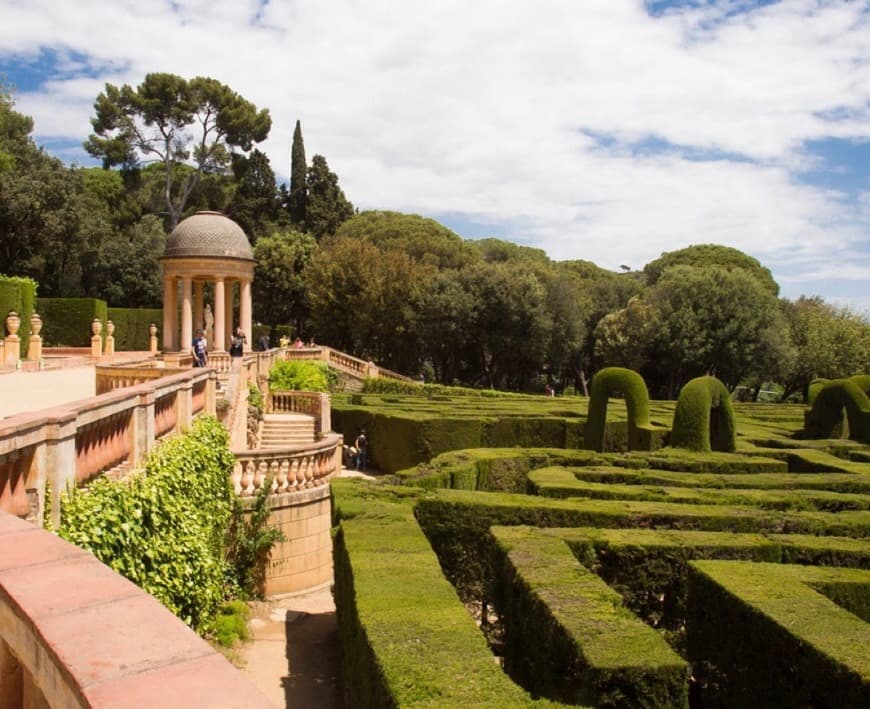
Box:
354;429;368;471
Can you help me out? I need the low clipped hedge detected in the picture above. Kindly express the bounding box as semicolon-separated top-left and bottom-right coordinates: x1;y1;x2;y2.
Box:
0;274;36;358
687;560;870;707
584;367;660;452
58;416;235;632
37;297;108;347
492;526;689;708
670;376;736;452
107;307;162;350
331;480;564;708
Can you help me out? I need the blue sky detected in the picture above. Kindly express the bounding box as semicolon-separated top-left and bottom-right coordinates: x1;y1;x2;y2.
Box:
1;0;868;311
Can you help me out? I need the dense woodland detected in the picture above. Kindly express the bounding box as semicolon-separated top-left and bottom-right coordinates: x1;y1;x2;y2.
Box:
1;75;868;400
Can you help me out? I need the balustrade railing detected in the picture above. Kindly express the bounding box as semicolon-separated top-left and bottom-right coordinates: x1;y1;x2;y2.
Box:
267;390;330;433
231;433;342;497
283;345;415;383
0;367;216;525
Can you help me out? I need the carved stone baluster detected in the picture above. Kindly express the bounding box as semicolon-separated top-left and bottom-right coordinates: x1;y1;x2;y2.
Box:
289;458;299;489
254;461;267;492
277;458;288;492
231;462;242;495
268;460;279;493
241;461;255;496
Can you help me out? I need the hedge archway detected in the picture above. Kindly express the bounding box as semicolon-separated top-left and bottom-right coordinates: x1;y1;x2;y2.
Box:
671;376;736;452
584;367;653;452
804;378;870;444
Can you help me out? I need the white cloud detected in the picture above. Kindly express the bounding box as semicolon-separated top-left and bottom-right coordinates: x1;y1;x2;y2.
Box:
1;0;869;303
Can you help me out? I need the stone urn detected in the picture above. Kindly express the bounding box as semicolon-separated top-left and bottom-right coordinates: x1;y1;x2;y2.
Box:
92;318;103;337
106;320;115;337
5;311;20;337
149;323;157;337
30;313;42;338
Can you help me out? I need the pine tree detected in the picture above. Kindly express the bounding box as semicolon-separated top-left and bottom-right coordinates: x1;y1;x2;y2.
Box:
305;154;354;240
289;119;307;226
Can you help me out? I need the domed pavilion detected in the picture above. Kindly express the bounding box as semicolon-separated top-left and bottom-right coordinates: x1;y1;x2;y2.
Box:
160;211;255;353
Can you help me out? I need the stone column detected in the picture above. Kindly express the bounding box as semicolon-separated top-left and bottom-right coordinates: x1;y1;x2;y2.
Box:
4;311;21;367
181;276;193;355
163;276;177;351
194;280;204;333
149;323;158;354
224;280;235;350
131;390;155;467
214;278;226;352
240;278;252;351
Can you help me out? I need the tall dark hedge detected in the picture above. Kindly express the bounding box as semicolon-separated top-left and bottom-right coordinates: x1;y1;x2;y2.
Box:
37;297;108;347
0;275;37;358
108;307;163;350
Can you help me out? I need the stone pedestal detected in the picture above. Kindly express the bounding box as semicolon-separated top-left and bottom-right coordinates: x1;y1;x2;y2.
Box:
4;311;21;367
27;313;42;361
105;320;115;356
91;319;103;358
149;323;158;355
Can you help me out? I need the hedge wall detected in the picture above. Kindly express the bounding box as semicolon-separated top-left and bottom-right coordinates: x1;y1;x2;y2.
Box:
107;307;162;350
37;297;108;347
492;526;689;708
670;376;736;452
331;480;565;708
687;560;870;707
0;275;37;358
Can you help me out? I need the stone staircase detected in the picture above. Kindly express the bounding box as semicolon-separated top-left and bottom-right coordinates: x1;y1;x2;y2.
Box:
259;413;317;448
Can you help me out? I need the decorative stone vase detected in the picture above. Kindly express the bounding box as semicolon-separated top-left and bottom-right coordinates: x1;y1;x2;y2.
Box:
149;323;157;337
106;320;115;337
5;311;20;337
92;318;103;337
30;313;42;338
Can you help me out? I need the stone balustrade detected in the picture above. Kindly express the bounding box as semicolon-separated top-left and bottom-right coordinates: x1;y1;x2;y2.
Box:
284;345;416;383
0;510;272;708
268;390;331;434
231;433;342;497
0;368;217;526
95;361;170;394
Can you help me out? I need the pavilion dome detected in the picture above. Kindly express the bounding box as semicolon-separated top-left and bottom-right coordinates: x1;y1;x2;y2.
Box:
164;211;254;261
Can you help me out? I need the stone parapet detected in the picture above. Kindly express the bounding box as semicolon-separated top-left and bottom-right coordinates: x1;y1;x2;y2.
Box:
0;511;273;708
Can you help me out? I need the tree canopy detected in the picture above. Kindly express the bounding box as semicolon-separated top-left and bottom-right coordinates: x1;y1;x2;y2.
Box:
84;73;271;227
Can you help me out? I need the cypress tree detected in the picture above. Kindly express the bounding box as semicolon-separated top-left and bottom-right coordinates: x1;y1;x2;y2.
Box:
289;119;308;226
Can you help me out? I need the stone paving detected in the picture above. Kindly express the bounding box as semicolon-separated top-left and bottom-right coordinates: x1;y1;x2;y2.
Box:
0;366;95;418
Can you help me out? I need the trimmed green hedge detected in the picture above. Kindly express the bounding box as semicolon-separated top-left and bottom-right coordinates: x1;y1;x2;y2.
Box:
37;297;108;347
0;275;37;358
331;480;566;708
671;376;736;452
584;367;661;452
492;526;689;707
687;560;870;707
107;307;162;350
804;377;870;444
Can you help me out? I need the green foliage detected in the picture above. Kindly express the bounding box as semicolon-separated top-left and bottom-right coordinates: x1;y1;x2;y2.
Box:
687;561;870;707
107;307;162;350
304;154;354;239
289;120;308;226
671;376;736;452
37;297;107;346
247;382;264;415
84;72;271;226
253;229;316;335
268;359;332;392
225;480;284;599
804;378;870;444
493;526;689;707
584;367;655;452
213;600;251;647
0;274;36;357
644;243;779;295
227;149;282;241
58;416;235;632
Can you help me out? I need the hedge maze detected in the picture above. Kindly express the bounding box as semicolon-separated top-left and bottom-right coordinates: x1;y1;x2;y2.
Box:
331;375;870;707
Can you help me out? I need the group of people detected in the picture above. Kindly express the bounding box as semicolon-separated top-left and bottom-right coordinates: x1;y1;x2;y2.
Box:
192;328;318;365
191;327;247;367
